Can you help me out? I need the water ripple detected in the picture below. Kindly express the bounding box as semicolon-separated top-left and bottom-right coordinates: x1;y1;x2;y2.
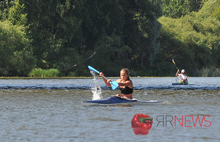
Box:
1;84;220;90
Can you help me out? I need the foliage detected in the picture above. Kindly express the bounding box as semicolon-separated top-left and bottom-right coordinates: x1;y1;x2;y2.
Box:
28;68;60;77
196;67;220;77
157;0;220;76
1;0;220;77
212;4;220;21
161;0;208;18
17;0;162;76
0;20;35;76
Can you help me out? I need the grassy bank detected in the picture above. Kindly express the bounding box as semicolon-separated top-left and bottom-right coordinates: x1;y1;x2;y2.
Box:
0;76;93;79
2;66;220;78
0;76;180;79
28;68;60;77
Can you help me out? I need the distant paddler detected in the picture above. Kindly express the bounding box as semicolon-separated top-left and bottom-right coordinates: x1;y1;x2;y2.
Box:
176;69;188;84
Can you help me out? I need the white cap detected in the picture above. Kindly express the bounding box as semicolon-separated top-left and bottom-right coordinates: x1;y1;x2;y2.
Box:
181;69;185;73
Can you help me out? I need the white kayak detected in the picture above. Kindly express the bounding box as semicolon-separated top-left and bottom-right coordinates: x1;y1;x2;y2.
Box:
82;96;165;106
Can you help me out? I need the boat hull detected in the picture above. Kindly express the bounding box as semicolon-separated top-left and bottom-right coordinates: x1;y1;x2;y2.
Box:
82;96;164;106
172;83;194;85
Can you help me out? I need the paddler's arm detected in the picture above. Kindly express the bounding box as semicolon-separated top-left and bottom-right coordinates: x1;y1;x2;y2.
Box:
182;78;187;82
182;76;187;82
176;69;179;76
99;72;111;87
117;80;133;88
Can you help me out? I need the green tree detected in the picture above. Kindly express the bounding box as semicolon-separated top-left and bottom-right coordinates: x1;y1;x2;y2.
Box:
161;0;208;18
162;0;190;18
18;0;163;76
0;0;35;76
19;0;84;75
157;0;220;76
213;4;220;21
0;20;35;76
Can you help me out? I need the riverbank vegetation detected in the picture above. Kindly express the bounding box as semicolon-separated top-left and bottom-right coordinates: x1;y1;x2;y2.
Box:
0;0;220;77
28;68;60;77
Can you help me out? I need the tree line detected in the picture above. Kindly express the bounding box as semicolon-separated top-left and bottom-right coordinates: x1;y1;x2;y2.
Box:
0;0;220;77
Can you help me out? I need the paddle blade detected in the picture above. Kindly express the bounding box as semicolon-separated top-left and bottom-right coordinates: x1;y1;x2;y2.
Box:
172;59;175;65
110;81;119;90
88;66;100;74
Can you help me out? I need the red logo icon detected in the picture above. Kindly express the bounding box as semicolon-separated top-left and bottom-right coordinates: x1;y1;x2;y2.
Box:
131;113;153;135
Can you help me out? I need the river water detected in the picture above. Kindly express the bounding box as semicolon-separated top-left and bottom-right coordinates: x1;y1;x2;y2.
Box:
0;77;219;142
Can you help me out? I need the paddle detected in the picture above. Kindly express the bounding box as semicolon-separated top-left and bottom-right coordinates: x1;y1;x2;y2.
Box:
88;66;119;90
172;58;182;83
172;58;178;70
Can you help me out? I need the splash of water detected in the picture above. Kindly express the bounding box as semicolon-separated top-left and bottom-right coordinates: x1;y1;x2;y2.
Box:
90;71;103;100
163;100;172;105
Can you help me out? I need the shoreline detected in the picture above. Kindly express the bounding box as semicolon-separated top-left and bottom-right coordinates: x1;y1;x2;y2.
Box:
0;76;215;79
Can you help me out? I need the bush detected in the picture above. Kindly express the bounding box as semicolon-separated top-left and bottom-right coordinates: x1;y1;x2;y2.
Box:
28;68;60;77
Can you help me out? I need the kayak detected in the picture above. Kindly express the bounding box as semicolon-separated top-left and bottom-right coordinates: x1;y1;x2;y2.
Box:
82;96;165;106
172;83;194;85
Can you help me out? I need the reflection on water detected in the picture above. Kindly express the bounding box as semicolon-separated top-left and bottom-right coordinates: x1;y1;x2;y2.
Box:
0;78;220;141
